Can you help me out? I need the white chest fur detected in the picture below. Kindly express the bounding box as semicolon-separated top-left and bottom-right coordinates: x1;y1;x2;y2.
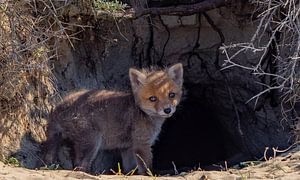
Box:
149;117;165;145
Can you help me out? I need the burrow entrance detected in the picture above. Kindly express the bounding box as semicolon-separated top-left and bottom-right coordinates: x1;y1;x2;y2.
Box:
86;81;251;175
152;82;240;174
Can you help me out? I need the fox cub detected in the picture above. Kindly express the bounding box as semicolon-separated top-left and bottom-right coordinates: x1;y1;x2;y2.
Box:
43;63;183;174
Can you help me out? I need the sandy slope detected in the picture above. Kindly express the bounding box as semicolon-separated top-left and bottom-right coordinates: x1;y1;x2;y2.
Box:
0;146;299;180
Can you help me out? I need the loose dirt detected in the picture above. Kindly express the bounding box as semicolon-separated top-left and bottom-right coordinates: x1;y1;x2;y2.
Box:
0;145;299;180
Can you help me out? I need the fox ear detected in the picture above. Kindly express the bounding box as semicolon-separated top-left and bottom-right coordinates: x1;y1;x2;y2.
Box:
168;63;183;86
129;68;146;92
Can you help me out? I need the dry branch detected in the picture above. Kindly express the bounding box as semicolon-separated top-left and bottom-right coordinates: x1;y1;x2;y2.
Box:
221;0;300;132
93;0;229;19
133;0;228;18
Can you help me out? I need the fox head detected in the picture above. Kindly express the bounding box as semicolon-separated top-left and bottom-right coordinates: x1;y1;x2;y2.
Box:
129;63;183;118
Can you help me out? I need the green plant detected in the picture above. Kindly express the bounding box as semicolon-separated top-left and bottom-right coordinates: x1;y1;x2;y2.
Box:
93;0;127;13
4;157;20;167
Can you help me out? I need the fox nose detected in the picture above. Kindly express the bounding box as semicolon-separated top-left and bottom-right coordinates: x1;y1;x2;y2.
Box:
164;108;171;114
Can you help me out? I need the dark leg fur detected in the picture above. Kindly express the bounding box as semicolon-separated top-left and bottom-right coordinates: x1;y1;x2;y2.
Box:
121;148;137;173
73;138;101;173
134;145;152;175
43;132;62;165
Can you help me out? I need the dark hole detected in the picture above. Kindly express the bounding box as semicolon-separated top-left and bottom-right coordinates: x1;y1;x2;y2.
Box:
152;84;239;174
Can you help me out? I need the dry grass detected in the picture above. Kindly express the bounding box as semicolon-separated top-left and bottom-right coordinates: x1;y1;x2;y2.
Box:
0;0;128;161
0;0;90;158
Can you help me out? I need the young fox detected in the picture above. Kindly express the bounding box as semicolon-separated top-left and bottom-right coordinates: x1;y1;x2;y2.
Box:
43;63;183;174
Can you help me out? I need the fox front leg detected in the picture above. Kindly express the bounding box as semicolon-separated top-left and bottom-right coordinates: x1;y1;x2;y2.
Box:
134;145;153;175
121;148;137;174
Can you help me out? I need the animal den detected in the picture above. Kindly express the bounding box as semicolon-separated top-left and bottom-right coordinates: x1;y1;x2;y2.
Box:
2;0;297;176
48;3;293;175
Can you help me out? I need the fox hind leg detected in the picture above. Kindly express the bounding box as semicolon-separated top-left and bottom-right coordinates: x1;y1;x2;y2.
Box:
43;132;62;165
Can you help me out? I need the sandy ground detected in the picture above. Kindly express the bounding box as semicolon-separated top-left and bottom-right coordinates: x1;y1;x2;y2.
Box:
0;146;299;180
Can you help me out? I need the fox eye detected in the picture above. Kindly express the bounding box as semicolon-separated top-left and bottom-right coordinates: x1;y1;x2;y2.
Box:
169;92;175;98
149;96;157;102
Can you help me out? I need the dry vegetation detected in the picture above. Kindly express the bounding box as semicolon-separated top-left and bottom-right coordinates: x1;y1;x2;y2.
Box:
0;0;130;162
221;0;300;140
1;0;53;158
0;0;89;159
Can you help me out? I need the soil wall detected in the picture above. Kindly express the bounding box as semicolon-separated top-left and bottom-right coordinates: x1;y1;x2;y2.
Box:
4;2;294;173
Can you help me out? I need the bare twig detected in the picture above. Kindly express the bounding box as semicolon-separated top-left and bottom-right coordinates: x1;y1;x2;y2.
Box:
221;0;300;128
172;161;178;175
133;0;228;18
